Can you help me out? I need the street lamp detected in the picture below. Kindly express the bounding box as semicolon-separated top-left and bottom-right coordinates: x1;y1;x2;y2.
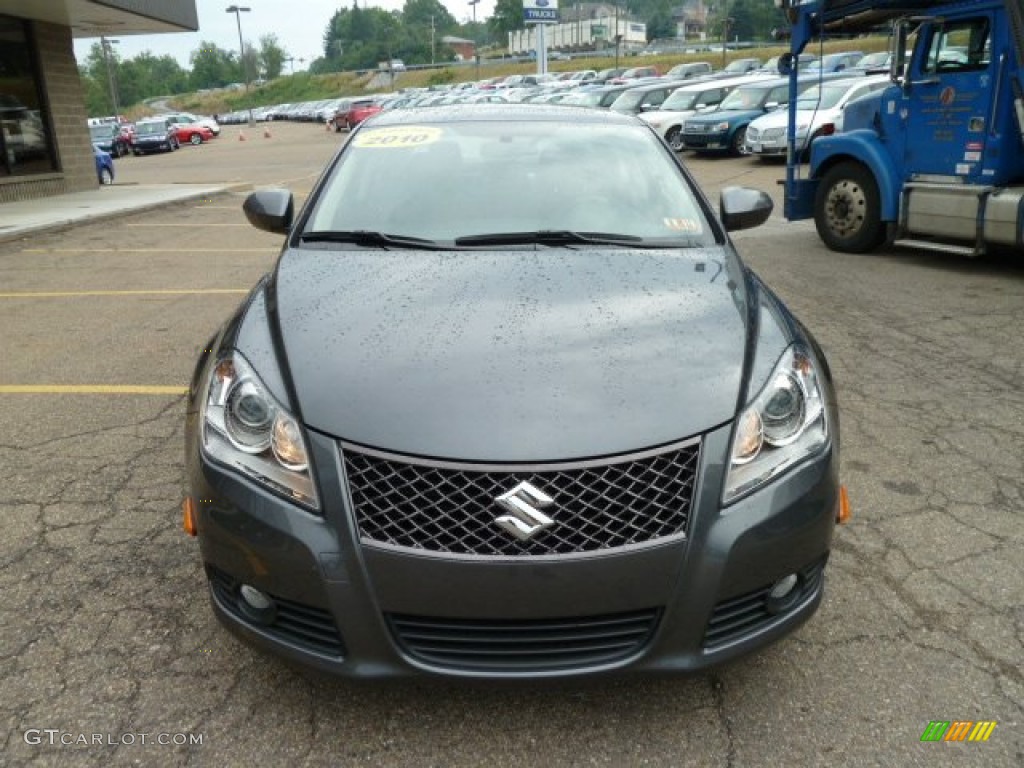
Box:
721;17;734;69
468;0;480;80
225;5;251;91
100;37;120;116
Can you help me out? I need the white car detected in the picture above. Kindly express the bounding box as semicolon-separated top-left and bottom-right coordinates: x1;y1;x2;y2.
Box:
744;75;890;160
161;111;221;136
639;74;772;151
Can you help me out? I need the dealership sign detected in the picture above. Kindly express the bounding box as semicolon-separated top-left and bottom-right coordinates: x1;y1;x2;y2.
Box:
523;0;559;24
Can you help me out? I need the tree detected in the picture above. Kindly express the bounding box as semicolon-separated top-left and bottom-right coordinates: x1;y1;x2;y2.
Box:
258;34;287;80
490;0;525;46
189;41;237;89
645;0;676;41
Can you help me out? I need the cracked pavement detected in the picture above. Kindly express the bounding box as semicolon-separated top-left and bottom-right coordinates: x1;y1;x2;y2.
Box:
0;122;1020;766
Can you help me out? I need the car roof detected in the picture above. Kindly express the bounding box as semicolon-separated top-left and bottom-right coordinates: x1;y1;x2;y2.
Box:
366;104;642;128
673;74;773;92
620;80;689;93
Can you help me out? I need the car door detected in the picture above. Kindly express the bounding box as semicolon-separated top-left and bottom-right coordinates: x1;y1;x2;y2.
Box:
902;15;997;181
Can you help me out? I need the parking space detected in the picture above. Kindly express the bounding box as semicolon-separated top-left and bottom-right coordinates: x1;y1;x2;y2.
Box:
1;120;1021;766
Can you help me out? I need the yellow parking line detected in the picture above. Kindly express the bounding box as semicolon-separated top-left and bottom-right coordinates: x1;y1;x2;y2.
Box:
0;385;187;395
0;289;248;298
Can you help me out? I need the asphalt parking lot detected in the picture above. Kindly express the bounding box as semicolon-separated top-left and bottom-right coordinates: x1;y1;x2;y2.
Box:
1;119;1021;767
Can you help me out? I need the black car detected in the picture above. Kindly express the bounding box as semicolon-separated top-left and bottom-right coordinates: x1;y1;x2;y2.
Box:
130;118;179;155
88;122;129;157
184;105;844;680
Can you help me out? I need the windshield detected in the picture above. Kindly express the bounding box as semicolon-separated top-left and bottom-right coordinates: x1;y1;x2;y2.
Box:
859;52;889;67
795;84;848;110
561;91;604;107
718;86;770;111
610;90;646;111
89;125;111;140
135;123;165;136
661;89;701;110
305;120;714;246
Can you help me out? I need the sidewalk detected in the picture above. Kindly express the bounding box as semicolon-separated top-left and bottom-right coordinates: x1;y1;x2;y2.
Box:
0;183;248;244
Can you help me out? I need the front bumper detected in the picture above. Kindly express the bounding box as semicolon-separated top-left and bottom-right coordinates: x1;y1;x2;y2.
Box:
682;130;730;152
185;414;839;680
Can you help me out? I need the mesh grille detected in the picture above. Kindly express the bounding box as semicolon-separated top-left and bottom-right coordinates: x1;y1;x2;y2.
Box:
389;609;661;672
343;442;700;556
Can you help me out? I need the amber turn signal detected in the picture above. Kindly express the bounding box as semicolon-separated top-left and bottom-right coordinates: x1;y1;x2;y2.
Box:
182;496;198;537
836;485;851;525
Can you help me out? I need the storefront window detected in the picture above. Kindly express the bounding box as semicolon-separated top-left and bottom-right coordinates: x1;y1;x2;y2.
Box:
0;16;57;177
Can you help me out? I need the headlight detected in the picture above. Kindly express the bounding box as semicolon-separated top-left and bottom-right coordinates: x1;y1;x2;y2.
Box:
715;121;731;132
201;352;319;510
723;345;828;504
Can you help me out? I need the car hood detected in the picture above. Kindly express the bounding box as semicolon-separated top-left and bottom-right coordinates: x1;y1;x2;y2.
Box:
750;107;841;131
687;109;765;126
271;248;751;461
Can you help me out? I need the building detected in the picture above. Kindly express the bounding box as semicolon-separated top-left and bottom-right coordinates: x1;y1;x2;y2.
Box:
441;35;475;62
508;9;647;56
0;0;198;204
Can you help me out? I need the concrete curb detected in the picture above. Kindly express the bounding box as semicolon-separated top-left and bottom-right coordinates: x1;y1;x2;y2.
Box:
0;182;254;246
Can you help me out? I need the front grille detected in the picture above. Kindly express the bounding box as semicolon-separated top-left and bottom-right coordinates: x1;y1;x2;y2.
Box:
702;558;827;649
207;566;345;658
389;609;661;672
684;122;710;133
343;441;700;556
762;127;786;140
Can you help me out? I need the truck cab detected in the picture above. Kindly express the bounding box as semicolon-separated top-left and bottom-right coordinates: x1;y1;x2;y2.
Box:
780;0;1024;256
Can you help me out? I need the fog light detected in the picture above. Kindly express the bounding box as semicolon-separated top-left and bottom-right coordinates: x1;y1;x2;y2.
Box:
239;584;276;625
766;573;800;615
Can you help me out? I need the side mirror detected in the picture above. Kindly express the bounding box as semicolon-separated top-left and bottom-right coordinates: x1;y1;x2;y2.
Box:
243;189;294;234
764;101;780;111
720;186;773;231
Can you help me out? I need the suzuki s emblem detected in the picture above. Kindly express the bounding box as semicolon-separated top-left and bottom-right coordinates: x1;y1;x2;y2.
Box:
494;481;555;541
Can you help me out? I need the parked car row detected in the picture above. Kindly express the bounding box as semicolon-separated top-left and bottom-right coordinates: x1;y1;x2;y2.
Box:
207;49;878;167
85;112;220;159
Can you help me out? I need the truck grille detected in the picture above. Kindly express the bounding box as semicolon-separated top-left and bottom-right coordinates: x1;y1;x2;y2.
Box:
342;440;700;556
388;609;661;672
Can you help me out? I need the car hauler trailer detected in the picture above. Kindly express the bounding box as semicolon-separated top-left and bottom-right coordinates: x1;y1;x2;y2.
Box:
778;0;1024;256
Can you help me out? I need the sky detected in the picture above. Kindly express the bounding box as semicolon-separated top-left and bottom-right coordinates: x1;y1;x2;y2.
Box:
73;0;499;72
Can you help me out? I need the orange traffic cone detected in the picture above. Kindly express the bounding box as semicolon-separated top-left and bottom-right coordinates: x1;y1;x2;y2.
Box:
239;130;246;141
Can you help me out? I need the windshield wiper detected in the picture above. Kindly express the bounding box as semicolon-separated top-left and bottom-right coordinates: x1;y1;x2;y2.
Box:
454;230;644;247
299;230;445;249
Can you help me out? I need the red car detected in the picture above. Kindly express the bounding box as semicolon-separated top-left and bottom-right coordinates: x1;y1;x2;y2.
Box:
332;99;383;132
171;121;215;145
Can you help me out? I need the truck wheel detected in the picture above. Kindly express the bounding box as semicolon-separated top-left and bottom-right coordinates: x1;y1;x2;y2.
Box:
814;161;886;252
665;126;684;152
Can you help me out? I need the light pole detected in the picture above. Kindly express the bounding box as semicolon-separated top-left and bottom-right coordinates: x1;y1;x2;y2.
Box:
468;0;480;80
225;5;251;91
100;36;120;116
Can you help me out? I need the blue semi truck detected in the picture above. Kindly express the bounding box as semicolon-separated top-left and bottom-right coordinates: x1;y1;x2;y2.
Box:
778;0;1024;256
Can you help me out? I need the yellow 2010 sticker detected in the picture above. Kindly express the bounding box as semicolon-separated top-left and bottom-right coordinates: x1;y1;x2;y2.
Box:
663;217;702;233
352;126;443;148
